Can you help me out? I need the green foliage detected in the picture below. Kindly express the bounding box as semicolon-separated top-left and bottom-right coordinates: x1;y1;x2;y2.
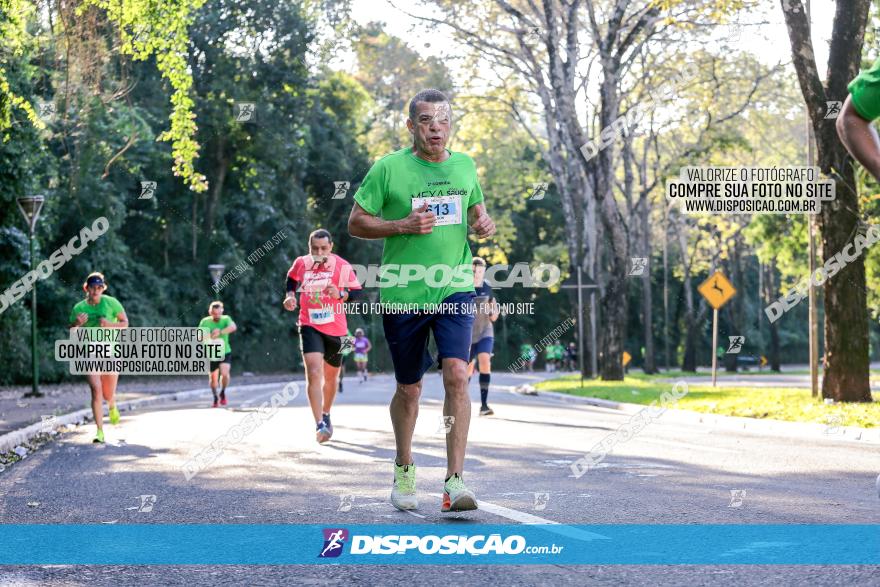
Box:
0;0;42;138
81;0;208;191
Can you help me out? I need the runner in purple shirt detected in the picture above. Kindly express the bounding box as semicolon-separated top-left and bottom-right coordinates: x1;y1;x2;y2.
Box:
353;328;372;383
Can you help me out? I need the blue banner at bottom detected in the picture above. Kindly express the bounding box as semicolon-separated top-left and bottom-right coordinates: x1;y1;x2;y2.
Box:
0;524;877;565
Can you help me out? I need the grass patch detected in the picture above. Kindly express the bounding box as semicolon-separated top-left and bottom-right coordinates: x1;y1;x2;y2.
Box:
536;374;879;428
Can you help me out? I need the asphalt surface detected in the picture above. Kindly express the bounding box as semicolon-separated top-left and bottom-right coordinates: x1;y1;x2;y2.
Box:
0;371;877;585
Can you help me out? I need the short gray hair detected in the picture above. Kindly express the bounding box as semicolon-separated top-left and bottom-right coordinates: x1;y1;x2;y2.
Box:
408;89;451;121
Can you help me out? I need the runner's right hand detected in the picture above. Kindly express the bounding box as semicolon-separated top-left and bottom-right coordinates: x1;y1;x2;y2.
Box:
75;313;88;327
399;203;436;234
283;295;297;311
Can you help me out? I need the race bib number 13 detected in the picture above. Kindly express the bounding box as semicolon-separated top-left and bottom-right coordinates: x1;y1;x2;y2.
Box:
412;195;461;226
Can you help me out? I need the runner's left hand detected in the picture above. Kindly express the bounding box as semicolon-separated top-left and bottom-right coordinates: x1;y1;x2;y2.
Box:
470;210;496;238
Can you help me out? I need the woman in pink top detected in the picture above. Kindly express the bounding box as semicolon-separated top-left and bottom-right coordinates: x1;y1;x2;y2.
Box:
283;229;361;443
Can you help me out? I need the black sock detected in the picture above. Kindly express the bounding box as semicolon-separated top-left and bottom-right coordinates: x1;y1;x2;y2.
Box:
479;373;490;406
211;387;217;400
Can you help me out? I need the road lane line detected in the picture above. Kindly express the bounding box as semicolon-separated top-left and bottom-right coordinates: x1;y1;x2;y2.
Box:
427;493;608;541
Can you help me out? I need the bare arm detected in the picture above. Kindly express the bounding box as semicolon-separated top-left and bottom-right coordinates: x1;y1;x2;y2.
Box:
489;297;499;322
836;95;880;182
99;311;129;328
467;203;496;238
348;202;435;239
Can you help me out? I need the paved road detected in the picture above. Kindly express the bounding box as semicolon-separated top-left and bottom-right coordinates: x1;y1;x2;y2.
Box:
0;371;877;585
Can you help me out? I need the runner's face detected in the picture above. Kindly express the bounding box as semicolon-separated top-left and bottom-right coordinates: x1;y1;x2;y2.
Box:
210;306;223;319
473;264;485;283
86;284;103;302
310;237;332;262
409;102;451;157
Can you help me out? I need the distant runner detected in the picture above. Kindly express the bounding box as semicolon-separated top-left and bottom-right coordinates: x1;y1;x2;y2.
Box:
198;301;237;407
283;228;361;444
466;257;499;416
545;344;556;372
68;272;128;444
353;328;372;383
348;88;496;512
519;343;537;372
837;57;880;182
565;342;578;372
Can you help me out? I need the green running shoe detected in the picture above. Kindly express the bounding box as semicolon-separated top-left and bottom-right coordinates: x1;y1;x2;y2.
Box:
93;429;105;444
441;473;477;512
391;462;418;510
109;405;120;425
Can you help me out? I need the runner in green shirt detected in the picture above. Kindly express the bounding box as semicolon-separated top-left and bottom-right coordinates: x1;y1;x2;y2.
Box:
68;272;128;444
348;88;496;513
837;58;880;182
519;343;536;372
198;301;237;407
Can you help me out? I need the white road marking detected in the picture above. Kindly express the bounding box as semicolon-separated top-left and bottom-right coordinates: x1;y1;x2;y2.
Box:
427;493;608;541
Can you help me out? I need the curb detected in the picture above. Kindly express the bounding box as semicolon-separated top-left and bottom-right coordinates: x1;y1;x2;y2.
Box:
511;386;880;444
0;381;294;454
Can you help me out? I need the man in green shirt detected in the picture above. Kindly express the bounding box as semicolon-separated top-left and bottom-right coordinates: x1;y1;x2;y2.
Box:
198;301;237;407
837;58;880;182
348;88;495;513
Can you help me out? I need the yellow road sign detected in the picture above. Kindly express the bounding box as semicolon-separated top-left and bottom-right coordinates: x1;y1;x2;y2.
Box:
760;355;768;367
622;351;632;366
698;271;736;309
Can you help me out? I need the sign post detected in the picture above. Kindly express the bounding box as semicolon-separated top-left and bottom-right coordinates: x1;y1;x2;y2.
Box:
560;267;598;387
697;271;737;387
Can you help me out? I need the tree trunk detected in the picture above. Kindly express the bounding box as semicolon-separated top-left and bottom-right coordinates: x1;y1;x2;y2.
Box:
780;0;872;402
204;137;228;238
594;62;629;381
682;319;699;373
763;261;782;372
663;205;671;370
677;222;697;372
191;194;198;261
640;214;657;373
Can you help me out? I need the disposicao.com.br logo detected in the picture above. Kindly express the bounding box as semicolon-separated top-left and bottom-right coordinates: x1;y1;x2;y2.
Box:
319;528;563;557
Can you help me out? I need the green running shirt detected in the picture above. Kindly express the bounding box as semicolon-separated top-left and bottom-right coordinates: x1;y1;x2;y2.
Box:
354;148;484;306
849;58;880;121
